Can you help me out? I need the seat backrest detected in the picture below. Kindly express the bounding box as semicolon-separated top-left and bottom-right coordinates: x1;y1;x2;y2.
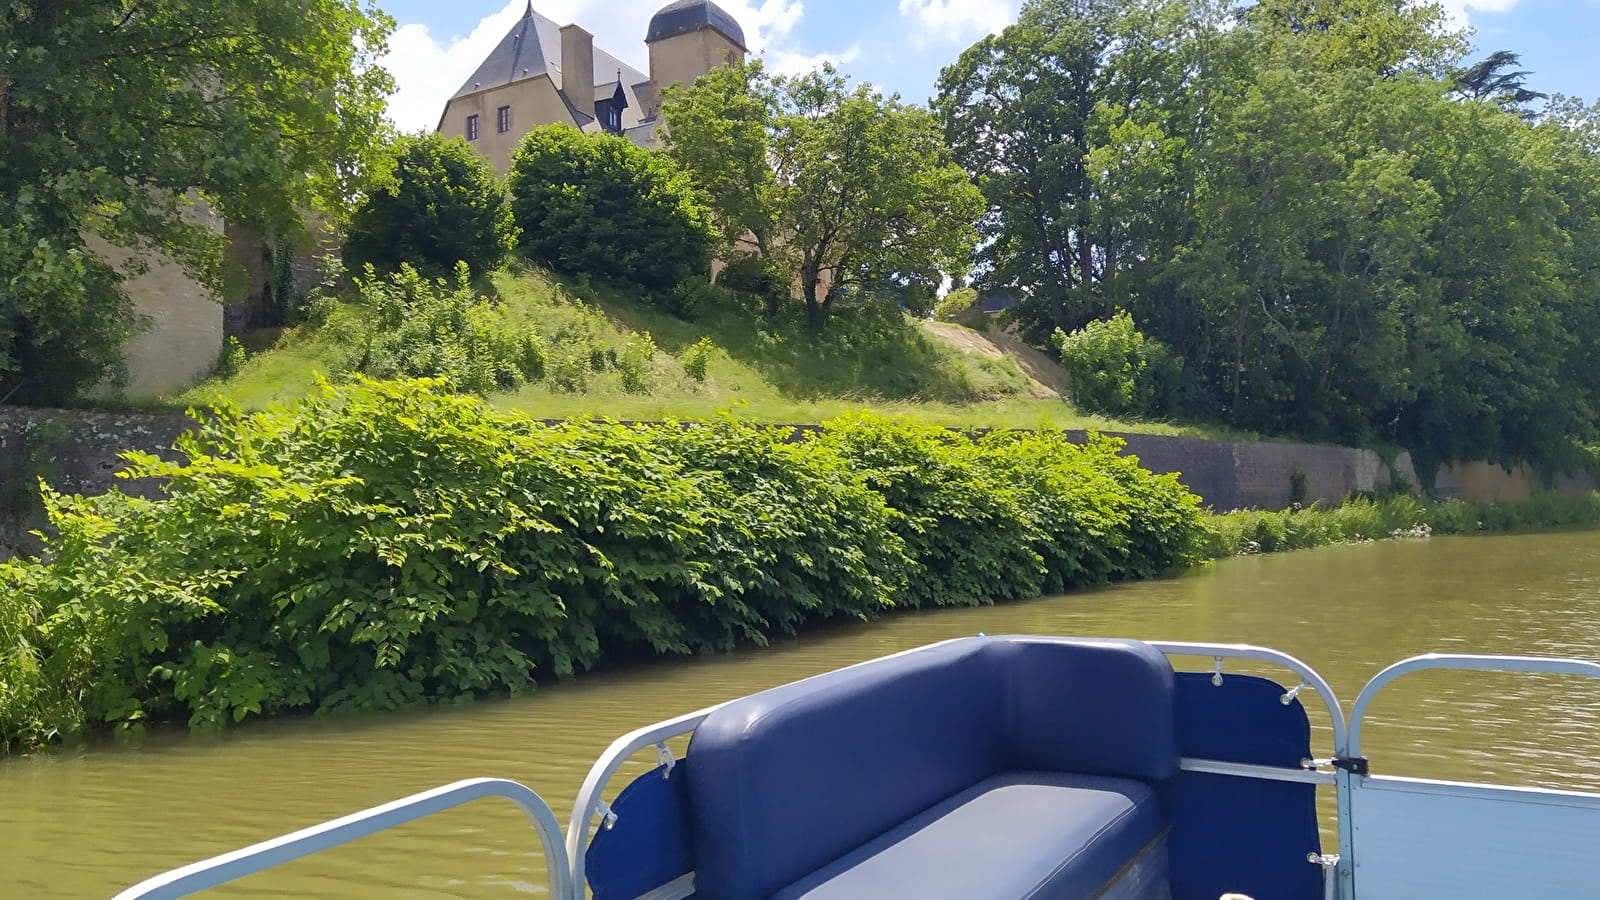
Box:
686;639;1003;900
684;636;1179;899
986;637;1179;781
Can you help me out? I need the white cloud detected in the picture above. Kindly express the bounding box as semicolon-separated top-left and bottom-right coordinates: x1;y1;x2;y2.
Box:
1431;0;1525;32
897;0;1018;47
381;0;849;132
765;42;864;76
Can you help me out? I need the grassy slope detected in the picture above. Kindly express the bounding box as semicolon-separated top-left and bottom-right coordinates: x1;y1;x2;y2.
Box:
171;267;1239;437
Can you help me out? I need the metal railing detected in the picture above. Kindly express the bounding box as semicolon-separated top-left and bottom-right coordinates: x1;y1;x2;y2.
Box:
563;707;717;894
110;778;572;900
1150;641;1352;900
1348;653;1600;759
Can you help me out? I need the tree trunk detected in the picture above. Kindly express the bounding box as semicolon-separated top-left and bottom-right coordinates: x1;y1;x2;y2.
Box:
802;263;827;331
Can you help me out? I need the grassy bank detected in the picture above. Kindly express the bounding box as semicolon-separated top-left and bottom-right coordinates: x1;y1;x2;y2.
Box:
0;380;1204;752
167;266;1244;440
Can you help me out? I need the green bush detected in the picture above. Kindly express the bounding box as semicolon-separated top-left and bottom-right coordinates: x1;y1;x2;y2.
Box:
1202;492;1600;557
344;263;540;394
932;287;979;322
680;337;716;382
717;254;783;300
343;134;516;276
508;125;716;293
812;416;1205;606
1054;311;1182;417
617;333;658;394
0;386;1210;750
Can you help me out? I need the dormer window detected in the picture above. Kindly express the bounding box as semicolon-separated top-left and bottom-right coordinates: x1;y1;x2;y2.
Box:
595;83;629;135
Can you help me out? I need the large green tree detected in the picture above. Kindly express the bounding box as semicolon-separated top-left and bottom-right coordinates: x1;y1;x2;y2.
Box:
664;61;983;330
934;0;1213;339
507;124;715;294
343;133;515;276
0;1;394;404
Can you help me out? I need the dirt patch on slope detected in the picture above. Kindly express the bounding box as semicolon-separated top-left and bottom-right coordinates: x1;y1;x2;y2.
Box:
921;321;1072;400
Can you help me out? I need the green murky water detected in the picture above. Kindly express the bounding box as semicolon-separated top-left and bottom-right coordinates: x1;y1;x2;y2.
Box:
5;532;1600;897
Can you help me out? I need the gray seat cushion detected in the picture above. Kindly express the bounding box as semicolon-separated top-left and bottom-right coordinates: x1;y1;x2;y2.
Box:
772;772;1166;900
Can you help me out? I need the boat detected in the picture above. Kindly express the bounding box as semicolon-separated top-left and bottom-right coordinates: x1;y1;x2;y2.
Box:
110;634;1600;900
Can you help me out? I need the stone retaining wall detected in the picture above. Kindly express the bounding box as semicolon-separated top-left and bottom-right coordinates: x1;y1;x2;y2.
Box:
0;408;192;558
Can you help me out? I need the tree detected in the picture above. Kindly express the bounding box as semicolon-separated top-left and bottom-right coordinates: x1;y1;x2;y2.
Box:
506;124;714;295
0;1;395;404
343;134;515;276
933;0;1214;341
664;61;983;330
1450;50;1547;119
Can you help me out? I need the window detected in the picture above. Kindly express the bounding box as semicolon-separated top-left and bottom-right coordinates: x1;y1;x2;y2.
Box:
596;101;622;134
466;114;480;141
497;105;511;133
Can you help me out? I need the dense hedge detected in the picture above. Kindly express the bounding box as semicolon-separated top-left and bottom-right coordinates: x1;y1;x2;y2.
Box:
0;380;1206;750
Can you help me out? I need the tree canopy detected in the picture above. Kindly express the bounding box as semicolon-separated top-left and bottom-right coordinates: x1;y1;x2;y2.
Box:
664;61;984;329
934;0;1600;478
1;0;395;403
343;134;515;276
507;124;715;294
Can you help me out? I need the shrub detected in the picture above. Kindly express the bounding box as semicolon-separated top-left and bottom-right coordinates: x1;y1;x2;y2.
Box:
812;417;1206;606
681;337;715;382
717;254;783;298
617;333;657;394
346;263;540;394
932;287;979;322
343;134;516;275
1200;492;1600;559
214;336;248;379
0;382;911;748
508;125;716;292
1053;310;1182;417
0;390;1211;750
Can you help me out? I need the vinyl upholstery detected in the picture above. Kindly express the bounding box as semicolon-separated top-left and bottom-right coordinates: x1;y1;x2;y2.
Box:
685;636;1177;900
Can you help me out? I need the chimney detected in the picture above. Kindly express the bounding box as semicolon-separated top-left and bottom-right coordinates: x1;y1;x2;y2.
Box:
560;24;594;103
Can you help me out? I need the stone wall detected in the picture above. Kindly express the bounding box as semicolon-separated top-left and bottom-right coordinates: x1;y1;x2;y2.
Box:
1084;431;1411;511
1432;460;1599;501
0;408;193;558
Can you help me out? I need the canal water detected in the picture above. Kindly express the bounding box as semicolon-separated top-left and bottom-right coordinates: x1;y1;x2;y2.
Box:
4;531;1600;897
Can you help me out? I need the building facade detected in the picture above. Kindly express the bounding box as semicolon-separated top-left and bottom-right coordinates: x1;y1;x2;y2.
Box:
438;1;747;173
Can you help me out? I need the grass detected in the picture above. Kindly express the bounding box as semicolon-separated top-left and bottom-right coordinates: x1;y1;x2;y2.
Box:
165;265;1245;439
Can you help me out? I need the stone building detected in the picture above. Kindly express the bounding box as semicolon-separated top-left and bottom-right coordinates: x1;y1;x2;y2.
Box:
437;0;747;172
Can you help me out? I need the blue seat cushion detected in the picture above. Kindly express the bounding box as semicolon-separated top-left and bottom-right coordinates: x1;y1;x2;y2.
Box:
772;772;1166;900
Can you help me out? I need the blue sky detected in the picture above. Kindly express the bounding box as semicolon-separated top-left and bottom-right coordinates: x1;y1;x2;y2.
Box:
374;0;1600;133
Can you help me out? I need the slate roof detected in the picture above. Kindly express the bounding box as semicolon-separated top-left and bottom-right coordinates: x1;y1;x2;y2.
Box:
645;0;748;50
450;3;649;102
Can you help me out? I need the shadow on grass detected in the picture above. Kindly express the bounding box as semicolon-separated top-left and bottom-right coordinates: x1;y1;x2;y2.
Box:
551;270;1029;404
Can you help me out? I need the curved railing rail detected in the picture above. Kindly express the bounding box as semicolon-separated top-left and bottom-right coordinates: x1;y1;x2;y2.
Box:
1150;641;1349;755
111;778;572;900
564;707;716;894
1348;653;1600;759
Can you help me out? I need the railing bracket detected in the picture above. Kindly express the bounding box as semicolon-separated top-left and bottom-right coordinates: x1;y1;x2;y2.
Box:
1330;755;1369;776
